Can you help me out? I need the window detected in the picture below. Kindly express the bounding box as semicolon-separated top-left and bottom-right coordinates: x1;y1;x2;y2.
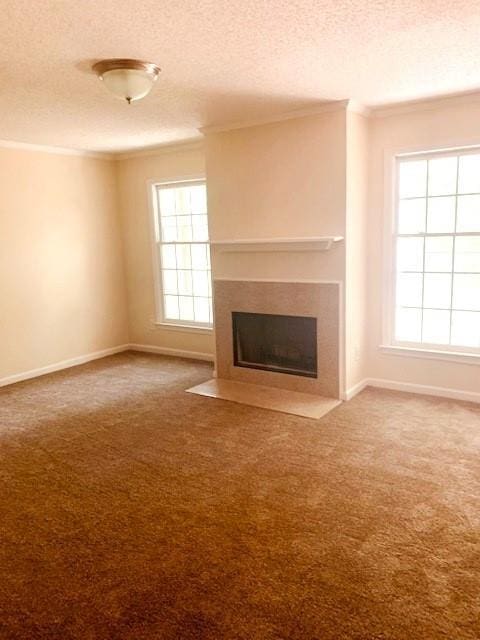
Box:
152;179;212;328
393;149;480;352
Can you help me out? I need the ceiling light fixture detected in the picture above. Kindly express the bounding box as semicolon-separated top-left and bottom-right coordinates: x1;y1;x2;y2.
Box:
92;59;161;104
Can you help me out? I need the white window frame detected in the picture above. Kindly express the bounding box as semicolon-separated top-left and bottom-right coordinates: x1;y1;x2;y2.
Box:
382;145;480;364
148;176;213;333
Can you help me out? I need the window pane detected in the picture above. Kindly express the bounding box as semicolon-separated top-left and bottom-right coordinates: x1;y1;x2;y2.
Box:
161;217;177;242
176;216;193;241
177;270;193;295
178;296;194;321
164;295;179;319
158;188;176;215
396;273;423;307
428;156;457;196
395;307;422;342
161;244;176;269
192;214;209;241
452;274;480;311
454;236;480;272
192;270;210;297
424;236;453;272
175;188;191;214
426;196;456;233
162;270;177;295
399;160;427;198
190;185;207;214
398;198;426;234
175;244;192;269
397;237;424;272
194;297;210;323
191;243;209;269
457;195;480;232
458;154;480;194
423;273;452;309
192;224;209;242
192;213;208;229
451;311;480;347
422;309;451;344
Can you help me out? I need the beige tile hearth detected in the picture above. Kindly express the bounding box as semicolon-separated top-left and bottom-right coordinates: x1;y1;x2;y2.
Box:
186;378;341;419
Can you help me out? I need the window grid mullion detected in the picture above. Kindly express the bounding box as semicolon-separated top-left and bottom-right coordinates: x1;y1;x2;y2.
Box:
397;231;480;238
400;190;480;201
398;306;480;313
448;157;460;344
174;242;180;319
419;161;429;342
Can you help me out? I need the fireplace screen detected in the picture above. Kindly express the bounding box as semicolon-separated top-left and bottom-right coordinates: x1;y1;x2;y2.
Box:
232;311;317;378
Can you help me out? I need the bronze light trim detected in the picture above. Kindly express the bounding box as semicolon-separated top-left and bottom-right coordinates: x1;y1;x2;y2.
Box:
92;59;161;77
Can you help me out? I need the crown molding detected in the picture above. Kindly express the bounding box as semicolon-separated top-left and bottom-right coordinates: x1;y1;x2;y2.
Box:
5;89;480;159
0;137;204;161
371;89;480;119
115;138;204;161
199;100;356;134
0;138;113;159
346;99;371;117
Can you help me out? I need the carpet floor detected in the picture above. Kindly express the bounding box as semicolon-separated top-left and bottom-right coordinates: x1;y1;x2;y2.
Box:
1;352;479;639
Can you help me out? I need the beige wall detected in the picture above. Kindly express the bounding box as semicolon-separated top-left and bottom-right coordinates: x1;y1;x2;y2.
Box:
206;111;347;240
116;145;215;356
206;111;347;285
0;148;128;380
345;111;369;390
368;101;480;395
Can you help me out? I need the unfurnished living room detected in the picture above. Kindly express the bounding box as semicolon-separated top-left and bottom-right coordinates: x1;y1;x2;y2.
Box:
1;2;480;638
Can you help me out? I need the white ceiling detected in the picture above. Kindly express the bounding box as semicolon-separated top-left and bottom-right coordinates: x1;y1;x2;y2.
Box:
2;0;480;153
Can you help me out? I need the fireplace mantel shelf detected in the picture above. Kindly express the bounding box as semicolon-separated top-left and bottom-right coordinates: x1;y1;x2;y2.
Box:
211;236;344;253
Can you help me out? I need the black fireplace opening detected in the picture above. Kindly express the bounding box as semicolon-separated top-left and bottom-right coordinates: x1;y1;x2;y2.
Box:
232;311;317;378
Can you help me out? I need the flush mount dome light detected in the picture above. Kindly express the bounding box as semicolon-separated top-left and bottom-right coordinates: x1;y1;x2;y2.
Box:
92;59;160;104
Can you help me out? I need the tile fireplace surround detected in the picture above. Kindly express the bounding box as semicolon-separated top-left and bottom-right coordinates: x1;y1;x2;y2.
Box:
213;279;341;399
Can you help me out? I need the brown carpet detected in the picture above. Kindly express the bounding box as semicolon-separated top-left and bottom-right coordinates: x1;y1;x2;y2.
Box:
1;352;479;640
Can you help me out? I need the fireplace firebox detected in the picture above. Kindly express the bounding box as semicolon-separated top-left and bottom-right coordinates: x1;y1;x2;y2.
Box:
232;311;317;378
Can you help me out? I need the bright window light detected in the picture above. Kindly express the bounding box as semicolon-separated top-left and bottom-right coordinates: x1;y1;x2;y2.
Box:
394;151;480;351
153;180;212;328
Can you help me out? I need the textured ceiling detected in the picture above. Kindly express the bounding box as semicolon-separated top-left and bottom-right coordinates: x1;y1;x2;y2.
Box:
2;0;480;152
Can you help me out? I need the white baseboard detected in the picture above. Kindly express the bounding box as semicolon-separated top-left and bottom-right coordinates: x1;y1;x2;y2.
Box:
342;379;369;401
3;344;475;405
0;343;214;390
367;378;480;404
0;344;130;389
344;377;480;404
128;343;214;362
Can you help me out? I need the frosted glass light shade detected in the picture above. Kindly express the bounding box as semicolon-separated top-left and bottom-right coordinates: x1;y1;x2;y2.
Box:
93;59;160;103
101;69;155;102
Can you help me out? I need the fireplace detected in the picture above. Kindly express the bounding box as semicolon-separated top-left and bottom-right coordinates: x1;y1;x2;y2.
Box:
232;312;317;378
213;280;340;398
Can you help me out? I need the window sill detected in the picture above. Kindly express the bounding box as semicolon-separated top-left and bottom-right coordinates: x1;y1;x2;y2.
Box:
379;344;480;366
153;321;214;335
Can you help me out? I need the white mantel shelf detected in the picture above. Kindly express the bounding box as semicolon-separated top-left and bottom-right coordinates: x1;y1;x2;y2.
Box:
211;236;344;253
